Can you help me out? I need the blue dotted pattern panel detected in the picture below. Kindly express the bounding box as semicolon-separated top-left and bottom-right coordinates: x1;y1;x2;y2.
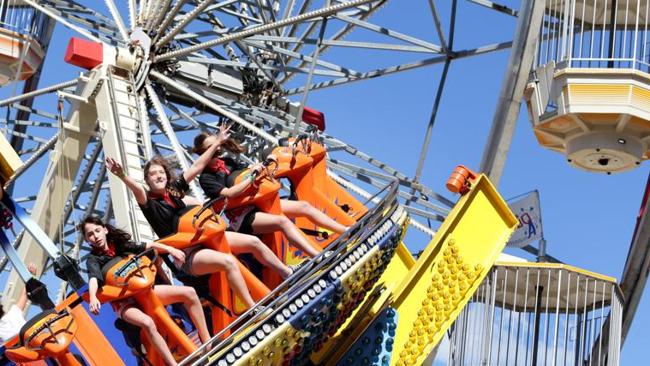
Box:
336;307;397;366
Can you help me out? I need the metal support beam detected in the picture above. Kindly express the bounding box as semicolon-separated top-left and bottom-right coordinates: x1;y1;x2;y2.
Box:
95;67;157;245
411;0;457;185
150;70;278;144
1;83;96;309
293;17;327;136
618;173;650;344
103;0;130;41
479;0;544;186
23;0;104;43
154;0;376;61
284;41;512;94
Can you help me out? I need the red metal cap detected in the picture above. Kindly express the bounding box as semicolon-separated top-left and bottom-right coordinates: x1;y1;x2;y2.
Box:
302;106;325;131
64;37;103;70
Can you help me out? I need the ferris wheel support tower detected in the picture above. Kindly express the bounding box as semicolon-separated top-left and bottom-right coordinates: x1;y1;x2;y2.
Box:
1;42;162;307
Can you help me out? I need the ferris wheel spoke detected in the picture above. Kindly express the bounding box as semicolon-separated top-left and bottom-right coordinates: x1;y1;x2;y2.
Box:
154;0;215;48
154;0;378;62
251;34;439;55
278;16;443;84
150;0;188;44
150;70;278;144
7;104;60;121
24;0;116;44
144;81;205;199
3;130;52;145
3;135;58;189
40;0;123;42
279;0;386;83
45;0;119;27
103;0;130;41
281;0;313;38
146;0;173;32
59;141;103;234
164;103;210;132
0;79;78;108
335;13;441;52
243;39;363;78
127;0;137;30
327;159;451;214
282;40;515;94
1;119;58;129
208;5;264;25
427;0;448;52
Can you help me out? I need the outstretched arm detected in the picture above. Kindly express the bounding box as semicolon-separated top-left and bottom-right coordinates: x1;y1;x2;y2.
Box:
106;157;148;205
184;124;231;183
219;164;263;198
16;263;37;311
88;278;101;315
145;242;186;265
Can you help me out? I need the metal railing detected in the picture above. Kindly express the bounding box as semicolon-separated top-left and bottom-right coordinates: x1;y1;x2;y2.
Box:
448;264;623;366
179;178;401;365
537;0;650;73
0;1;48;42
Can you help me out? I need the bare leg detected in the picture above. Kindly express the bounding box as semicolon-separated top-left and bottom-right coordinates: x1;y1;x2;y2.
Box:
249;212;320;257
189;248;256;308
225;231;292;278
280;200;348;233
154;285;211;343
121;306;177;366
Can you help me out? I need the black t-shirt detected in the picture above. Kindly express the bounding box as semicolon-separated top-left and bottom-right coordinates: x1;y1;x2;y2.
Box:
85;241;146;286
139;176;194;238
199;157;246;199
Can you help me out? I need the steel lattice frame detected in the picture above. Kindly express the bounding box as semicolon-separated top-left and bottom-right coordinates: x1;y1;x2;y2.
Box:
0;0;524;329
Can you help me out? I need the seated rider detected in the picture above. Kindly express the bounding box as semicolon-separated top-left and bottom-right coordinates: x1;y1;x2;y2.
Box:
192;132;348;258
82;216;210;366
106;125;295;311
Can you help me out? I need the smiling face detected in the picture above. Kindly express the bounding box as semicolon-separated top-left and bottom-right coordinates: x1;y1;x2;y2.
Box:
83;222;109;251
145;163;168;193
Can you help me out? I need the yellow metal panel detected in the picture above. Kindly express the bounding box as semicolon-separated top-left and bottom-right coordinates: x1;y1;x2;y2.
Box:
631;85;650;111
389;174;517;366
0;133;23;185
568;84;630;105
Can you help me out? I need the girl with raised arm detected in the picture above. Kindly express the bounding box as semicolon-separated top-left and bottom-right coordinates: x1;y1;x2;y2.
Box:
106;125;295;311
192;132;348;258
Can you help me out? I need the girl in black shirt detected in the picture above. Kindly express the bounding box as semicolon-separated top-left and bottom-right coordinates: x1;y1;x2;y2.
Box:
82;216;210;366
192;132;348;258
106;125;293;310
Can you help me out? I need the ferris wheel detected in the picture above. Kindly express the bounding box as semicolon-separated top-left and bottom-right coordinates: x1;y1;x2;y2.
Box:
3;0;645;365
0;0;524;306
0;0;648;364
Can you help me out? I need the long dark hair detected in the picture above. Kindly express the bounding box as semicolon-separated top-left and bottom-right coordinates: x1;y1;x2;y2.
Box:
192;132;244;155
80;216;132;248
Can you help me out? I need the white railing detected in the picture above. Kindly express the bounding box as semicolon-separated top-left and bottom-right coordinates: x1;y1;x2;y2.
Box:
0;1;48;41
537;0;650;73
448;264;623;366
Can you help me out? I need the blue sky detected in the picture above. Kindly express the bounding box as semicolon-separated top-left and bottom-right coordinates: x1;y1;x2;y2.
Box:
1;0;648;365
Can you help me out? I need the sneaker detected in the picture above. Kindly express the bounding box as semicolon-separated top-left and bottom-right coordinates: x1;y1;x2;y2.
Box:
252;305;272;318
314;250;335;264
289;259;308;275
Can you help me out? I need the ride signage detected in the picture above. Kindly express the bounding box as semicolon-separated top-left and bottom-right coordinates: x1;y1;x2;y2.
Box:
506;190;543;248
